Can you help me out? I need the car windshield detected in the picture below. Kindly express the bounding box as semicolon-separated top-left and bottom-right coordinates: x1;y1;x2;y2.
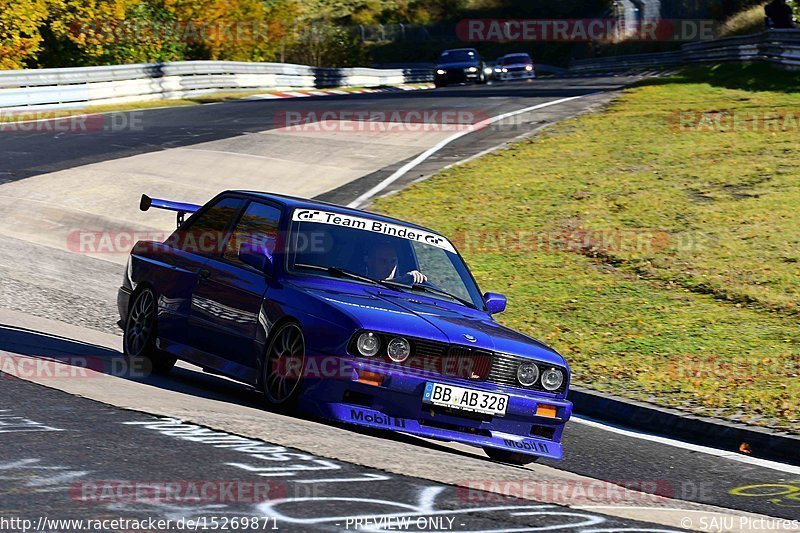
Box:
287;209;485;309
500;55;531;65
439;50;476;62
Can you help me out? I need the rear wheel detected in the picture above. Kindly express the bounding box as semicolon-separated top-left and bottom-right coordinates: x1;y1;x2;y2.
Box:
123;288;176;374
483;447;539;466
262;322;306;409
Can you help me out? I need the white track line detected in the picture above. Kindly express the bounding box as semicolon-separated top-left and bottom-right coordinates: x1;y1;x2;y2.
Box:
573;415;800;475
346;93;601;208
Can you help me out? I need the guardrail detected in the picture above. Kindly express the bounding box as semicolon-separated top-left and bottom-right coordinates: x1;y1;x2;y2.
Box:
570;29;800;72
0;61;433;111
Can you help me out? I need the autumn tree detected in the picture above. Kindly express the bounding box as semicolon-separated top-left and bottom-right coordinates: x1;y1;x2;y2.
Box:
0;0;53;69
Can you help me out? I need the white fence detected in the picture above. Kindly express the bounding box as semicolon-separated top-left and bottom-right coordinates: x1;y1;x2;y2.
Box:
570;29;800;72
0;61;433;111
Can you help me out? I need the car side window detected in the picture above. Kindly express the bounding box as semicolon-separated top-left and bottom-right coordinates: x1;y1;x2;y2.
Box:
170;197;244;257
223;202;282;265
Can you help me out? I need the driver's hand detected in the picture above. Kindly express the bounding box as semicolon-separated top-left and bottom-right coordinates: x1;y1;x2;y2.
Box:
407;270;427;284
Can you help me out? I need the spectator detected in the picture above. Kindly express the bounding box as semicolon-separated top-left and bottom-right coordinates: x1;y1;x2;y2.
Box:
765;0;795;29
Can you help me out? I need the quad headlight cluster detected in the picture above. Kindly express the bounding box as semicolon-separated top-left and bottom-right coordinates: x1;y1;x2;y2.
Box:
356;331;411;362
516;362;564;391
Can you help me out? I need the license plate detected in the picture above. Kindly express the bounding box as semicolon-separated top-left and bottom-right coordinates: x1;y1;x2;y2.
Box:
423;382;508;416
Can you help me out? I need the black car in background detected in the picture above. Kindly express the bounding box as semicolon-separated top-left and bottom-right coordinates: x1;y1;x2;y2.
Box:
433;48;488;87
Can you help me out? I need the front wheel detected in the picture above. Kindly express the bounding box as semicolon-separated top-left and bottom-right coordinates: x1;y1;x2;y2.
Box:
123;288;176;375
262;322;306;409
483;447;539;466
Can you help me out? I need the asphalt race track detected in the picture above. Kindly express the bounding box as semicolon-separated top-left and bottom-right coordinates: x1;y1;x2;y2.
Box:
1;76;797;532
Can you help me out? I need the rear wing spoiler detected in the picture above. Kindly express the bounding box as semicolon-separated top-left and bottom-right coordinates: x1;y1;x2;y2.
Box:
140;194;201;228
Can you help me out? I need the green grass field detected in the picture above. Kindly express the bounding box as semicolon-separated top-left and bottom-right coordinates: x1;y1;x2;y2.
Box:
373;64;800;432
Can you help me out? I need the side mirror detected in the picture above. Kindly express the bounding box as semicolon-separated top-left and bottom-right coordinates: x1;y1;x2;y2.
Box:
238;242;273;275
484;292;507;314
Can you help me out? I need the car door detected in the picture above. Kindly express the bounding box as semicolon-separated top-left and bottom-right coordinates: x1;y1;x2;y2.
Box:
187;200;282;384
152;196;246;348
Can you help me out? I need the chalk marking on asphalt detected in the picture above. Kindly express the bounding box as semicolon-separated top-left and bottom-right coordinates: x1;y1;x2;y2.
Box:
346;92;602;208
294;473;391;483
178;148;279;161
573;416;800;475
573;506;760;515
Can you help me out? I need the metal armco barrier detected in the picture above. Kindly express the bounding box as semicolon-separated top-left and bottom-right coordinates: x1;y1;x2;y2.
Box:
0;61;433;111
570;29;800;72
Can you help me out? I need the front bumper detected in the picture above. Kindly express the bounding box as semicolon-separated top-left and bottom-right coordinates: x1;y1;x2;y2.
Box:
299;356;571;460
434;69;481;85
497;71;536;80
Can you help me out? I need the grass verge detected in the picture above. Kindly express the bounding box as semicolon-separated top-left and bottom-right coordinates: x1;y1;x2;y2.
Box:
373;63;800;433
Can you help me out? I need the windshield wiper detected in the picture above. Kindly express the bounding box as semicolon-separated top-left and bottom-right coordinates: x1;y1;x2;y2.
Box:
294;264;478;309
381;280;477;309
294;263;387;287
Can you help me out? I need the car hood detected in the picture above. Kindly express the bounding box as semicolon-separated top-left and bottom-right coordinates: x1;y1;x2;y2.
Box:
436;60;480;69
288;278;565;367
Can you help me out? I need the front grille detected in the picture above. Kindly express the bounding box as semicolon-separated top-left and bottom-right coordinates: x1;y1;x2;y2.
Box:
413;338;448;358
445;346;492;380
487;352;567;394
412;344;490;381
486;352;520;387
348;331;566;393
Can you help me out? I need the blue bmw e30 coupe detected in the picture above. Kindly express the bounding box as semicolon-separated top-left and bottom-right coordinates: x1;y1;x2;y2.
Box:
118;190;572;464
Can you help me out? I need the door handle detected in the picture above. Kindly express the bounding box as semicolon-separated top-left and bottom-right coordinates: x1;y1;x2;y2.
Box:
198;269;211;280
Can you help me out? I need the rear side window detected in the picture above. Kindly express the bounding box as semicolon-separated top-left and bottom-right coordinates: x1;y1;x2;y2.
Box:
223;202;282;264
170;197;244;257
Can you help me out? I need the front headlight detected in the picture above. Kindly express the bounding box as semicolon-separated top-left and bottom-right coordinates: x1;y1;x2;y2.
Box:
467;66;478;73
387;337;411;362
517;363;540;386
502;68;508;73
436;69;446;75
525;65;533;71
357;332;381;357
541;368;564;391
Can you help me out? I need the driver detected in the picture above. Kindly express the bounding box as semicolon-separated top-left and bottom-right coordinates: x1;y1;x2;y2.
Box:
366;242;427;284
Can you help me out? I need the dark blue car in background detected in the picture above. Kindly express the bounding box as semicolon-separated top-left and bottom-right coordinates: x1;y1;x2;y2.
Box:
119;191;572;464
433;48;489;87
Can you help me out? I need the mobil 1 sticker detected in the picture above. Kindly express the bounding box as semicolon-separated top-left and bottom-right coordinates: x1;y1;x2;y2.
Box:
293;209;456;253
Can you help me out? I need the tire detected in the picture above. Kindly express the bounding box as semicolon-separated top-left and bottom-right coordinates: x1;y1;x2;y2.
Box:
262;322;306;410
483;447;539;466
123;287;176;375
